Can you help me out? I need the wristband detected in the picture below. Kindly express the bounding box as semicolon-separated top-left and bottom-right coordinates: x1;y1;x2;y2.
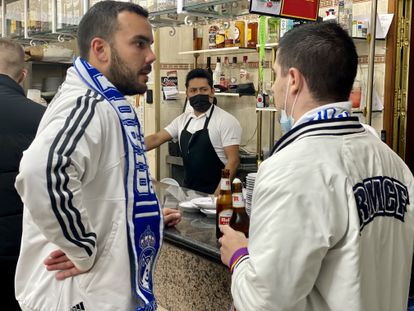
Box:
229;247;249;273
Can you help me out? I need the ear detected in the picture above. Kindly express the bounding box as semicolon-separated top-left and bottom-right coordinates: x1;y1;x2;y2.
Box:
287;67;303;95
90;37;111;64
17;68;28;84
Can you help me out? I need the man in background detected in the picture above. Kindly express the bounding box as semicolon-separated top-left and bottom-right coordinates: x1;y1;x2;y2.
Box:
145;69;241;195
14;2;180;310
0;38;46;310
219;22;414;311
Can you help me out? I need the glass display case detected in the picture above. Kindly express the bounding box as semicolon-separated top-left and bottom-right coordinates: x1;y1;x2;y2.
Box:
5;0;24;38
57;0;83;30
28;0;52;36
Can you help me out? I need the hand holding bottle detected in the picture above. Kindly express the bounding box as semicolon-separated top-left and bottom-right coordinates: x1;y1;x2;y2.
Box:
219;225;248;267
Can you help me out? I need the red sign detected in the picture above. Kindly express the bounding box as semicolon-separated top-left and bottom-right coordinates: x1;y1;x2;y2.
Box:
281;0;319;21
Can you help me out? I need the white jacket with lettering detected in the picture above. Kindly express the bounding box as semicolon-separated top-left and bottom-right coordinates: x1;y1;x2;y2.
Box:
231;103;414;311
15;67;142;311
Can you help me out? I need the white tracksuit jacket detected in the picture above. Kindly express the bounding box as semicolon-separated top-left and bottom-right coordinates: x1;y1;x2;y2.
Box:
231;104;414;311
15;67;147;311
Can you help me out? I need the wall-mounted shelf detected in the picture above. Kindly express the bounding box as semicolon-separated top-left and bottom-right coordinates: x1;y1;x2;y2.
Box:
351;109;383;114
179;46;257;56
180;44;278;56
31;60;72;65
178;90;248;97
352;37;386;41
256;43;278;49
256;107;277;112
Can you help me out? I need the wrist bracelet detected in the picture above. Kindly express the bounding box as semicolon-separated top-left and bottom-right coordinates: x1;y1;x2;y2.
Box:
229;247;249;273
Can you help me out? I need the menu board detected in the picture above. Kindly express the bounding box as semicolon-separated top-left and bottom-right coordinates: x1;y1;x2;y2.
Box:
250;0;319;21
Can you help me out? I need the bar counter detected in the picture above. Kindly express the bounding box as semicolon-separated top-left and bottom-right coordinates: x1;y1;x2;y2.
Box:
152;181;233;311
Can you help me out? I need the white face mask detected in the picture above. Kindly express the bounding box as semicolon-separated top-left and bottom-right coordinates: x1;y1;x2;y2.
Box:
280;76;299;134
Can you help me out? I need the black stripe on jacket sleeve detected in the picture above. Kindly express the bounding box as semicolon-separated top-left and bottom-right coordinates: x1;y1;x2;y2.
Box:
46;90;103;256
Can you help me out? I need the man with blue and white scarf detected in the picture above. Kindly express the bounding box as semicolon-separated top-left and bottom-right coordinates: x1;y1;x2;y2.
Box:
14;2;180;311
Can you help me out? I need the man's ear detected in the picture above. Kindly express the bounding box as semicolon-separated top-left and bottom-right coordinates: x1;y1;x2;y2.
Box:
16;68;28;84
287;67;303;95
90;37;111;63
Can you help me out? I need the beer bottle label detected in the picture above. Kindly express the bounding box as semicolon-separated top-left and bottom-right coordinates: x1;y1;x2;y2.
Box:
219;209;233;226
220;178;231;191
232;193;245;208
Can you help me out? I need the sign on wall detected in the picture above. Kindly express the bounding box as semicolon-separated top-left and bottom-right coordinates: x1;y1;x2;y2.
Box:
250;0;320;21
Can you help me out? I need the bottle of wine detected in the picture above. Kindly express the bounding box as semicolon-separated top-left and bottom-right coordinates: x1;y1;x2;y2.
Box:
206;56;213;78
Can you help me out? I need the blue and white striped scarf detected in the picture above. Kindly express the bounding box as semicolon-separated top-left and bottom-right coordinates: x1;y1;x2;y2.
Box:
74;57;163;311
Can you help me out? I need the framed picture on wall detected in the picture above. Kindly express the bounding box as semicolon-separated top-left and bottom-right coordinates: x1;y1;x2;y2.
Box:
249;0;282;17
249;0;320;21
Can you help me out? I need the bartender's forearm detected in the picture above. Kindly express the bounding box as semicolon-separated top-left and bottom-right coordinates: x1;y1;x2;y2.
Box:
226;158;239;181
214;150;240;195
144;130;172;151
144;135;158;151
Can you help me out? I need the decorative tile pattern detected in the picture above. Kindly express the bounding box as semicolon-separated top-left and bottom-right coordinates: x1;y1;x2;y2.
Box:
160;63;193;71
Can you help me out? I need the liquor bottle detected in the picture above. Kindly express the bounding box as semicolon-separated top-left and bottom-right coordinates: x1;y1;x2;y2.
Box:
247;21;258;48
193;27;203;50
239;56;250;84
213;57;222;90
209;25;219;49
206;57;213;78
220;56;230;91
224;24;234;48
216;169;232;239
234;20;245;47
216;24;225;48
228;56;238;91
229;178;249;238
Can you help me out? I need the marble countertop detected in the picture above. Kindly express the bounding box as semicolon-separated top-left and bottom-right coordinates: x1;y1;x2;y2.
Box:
152;181;222;262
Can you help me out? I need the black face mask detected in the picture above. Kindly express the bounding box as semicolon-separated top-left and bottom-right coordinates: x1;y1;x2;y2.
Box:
189;94;212;113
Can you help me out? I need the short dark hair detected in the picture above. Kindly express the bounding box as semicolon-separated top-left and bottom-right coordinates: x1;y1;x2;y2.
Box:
278;22;358;103
185;68;213;89
77;1;149;60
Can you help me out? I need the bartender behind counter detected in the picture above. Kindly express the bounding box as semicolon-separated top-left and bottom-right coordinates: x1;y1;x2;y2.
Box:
145;69;242;195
